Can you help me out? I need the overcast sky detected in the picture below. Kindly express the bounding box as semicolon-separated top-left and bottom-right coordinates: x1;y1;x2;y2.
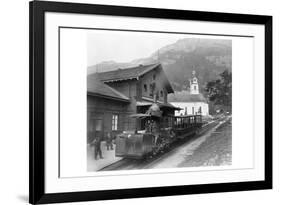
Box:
87;30;186;66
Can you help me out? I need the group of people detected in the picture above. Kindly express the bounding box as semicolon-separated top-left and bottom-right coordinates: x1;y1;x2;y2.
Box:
91;132;114;160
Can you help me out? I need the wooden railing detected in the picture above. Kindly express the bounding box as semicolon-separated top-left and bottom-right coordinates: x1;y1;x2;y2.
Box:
160;115;202;129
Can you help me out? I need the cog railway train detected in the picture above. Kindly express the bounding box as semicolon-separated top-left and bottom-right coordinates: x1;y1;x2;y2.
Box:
115;103;203;159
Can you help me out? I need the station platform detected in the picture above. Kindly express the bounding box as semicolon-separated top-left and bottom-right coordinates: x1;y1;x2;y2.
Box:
87;141;122;172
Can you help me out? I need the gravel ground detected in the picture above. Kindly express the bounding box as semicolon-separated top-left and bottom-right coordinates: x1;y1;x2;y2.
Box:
179;118;232;167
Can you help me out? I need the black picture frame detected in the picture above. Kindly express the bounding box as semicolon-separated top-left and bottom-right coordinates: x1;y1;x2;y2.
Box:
29;0;272;204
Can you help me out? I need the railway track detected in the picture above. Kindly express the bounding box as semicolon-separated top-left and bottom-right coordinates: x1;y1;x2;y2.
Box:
99;117;225;171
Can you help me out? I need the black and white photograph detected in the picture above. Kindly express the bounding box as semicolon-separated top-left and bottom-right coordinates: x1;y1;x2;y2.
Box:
55;13;264;191
86;30;232;172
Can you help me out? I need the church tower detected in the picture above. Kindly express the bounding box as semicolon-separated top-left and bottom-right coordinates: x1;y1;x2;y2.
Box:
190;70;199;94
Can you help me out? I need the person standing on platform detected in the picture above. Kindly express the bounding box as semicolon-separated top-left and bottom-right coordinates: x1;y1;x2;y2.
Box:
93;135;103;160
106;132;114;150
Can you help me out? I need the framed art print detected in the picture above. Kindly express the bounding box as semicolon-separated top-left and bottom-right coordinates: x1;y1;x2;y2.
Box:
29;1;272;204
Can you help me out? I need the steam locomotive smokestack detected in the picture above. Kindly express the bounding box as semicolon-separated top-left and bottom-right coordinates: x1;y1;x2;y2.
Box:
153;94;157;103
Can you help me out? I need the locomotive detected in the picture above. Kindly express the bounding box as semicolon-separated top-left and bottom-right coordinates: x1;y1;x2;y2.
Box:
115;103;203;159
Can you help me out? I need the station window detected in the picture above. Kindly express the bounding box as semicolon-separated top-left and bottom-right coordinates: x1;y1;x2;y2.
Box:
149;84;154;97
160;90;163;97
112;114;118;131
153;74;156;80
144;84;147;92
95;119;102;131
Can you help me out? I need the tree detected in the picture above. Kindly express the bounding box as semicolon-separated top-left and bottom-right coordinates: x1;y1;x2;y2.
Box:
205;70;232;113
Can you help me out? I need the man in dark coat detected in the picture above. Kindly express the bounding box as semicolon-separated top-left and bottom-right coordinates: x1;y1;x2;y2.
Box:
93;135;103;160
106;132;114;150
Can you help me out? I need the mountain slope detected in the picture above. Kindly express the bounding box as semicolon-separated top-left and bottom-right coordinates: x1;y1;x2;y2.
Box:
88;38;232;92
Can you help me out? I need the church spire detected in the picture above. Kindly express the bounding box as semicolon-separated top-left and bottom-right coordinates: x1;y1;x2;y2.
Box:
190;70;199;94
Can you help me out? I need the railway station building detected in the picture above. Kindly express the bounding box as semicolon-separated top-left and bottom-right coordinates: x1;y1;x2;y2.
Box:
87;63;179;144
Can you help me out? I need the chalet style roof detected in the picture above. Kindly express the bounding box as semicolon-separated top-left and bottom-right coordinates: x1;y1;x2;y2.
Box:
90;63;159;82
168;91;207;103
87;75;130;102
88;63;174;93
